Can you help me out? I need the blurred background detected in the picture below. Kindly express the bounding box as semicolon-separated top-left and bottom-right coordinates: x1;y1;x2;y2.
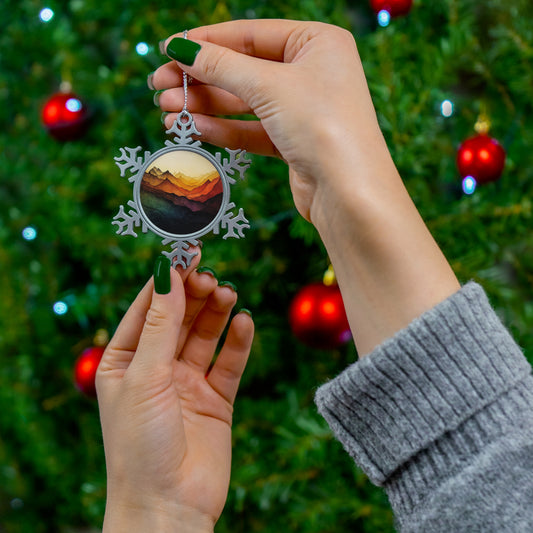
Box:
1;0;532;531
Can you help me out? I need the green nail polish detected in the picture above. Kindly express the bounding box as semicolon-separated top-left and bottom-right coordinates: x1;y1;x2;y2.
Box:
219;281;237;292
147;71;155;90
153;90;164;107
197;266;217;278
154;256;171;294
166;37;201;66
239;308;252;318
160;112;169;125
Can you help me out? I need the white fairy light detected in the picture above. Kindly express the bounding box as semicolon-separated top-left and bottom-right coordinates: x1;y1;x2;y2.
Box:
441;99;454;117
136;42;149;56
66;98;82;112
39;8;54;22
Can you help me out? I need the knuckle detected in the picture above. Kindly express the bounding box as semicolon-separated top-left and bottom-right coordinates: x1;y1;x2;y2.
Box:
338;27;357;47
204;47;230;80
144;305;169;330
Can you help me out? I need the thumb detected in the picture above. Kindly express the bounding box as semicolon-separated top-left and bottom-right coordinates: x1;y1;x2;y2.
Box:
129;256;185;375
164;36;275;108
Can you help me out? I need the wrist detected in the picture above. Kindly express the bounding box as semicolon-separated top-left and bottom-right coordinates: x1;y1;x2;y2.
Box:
308;136;459;356
308;117;399;229
103;499;215;533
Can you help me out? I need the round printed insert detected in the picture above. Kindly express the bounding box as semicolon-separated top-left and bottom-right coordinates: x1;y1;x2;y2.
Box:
140;150;223;236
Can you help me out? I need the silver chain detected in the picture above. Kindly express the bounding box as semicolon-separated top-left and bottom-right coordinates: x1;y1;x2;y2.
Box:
182;30;189;112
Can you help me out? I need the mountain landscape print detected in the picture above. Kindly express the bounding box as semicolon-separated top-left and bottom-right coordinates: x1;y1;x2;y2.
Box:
139;151;223;235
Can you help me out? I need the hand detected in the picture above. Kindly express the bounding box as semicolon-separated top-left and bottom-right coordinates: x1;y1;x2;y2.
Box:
150;19;459;357
96;254;254;532
151;19;390;223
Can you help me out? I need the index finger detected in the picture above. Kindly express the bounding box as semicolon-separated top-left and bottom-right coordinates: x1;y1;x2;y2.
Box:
167;18;316;62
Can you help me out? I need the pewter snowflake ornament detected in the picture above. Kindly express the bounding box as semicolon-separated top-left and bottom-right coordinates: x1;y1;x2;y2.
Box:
112;110;251;268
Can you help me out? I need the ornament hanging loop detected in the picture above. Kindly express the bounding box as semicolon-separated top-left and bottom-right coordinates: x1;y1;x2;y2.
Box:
177;110;193;125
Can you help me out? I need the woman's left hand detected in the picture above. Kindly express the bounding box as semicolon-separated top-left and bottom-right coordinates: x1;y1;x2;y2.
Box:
96;253;254;532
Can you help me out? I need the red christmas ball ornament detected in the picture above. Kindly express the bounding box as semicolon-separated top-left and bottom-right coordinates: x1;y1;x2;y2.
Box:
456;134;506;185
42;90;89;141
370;0;413;18
289;282;352;349
74;346;105;397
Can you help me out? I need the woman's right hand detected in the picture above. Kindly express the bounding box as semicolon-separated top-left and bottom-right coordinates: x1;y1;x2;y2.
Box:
150;20;393;223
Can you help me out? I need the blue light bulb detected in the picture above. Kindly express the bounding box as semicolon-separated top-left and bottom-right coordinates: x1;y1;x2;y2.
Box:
378;10;391;27
53;301;69;315
462;176;477;195
22;226;37;241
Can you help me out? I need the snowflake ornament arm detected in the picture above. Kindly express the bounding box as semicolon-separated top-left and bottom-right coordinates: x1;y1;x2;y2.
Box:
216;149;252;184
112;201;148;237
161;238;200;269
165;112;202;148
114;147;151;181
213;203;250;239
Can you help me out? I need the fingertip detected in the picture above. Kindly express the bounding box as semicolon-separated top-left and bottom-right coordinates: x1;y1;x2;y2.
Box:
163;112;177;129
154;255;172;294
183;269;218;303
230;310;255;343
219;280;238;293
174;246;202;282
147;71;156;90
152;264;185;303
238;308;252;318
203;284;238;315
160;32;186;57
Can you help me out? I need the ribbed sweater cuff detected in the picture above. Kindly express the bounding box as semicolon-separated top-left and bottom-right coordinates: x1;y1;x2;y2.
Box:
314;282;532;486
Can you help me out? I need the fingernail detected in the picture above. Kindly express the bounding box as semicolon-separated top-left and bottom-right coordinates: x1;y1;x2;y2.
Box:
154;255;171;294
160;112;169;125
153;90;164;107
158;39;167;55
166;37;201;66
147;71;155;90
219;281;237;292
197;266;217;278
239;308;252;318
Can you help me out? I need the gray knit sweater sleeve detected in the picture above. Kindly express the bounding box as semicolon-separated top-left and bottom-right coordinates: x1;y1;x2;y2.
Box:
315;282;533;532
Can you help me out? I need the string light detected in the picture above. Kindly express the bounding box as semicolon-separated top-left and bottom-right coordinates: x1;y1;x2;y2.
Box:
136;42;149;56
39;8;54;22
53;301;68;315
10;498;24;510
377;10;391;27
462;176;477;195
65;98;82;112
441;99;454;117
22;226;37;241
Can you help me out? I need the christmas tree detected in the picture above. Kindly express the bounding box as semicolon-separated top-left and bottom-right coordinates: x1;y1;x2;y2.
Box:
1;0;532;531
